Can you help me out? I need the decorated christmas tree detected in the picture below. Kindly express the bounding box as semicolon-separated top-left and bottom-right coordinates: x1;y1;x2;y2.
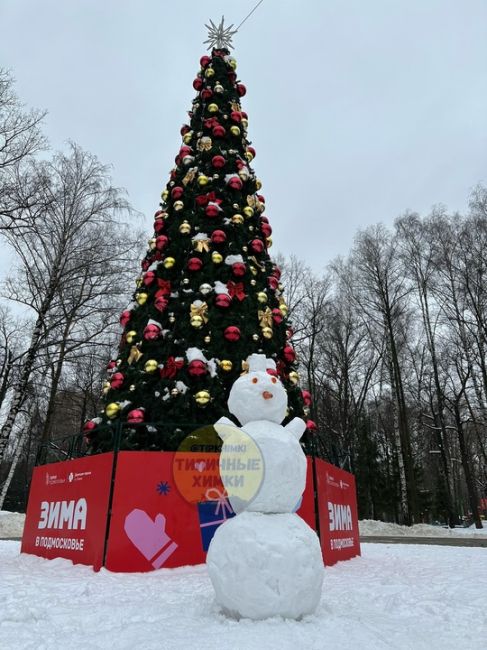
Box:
84;24;312;453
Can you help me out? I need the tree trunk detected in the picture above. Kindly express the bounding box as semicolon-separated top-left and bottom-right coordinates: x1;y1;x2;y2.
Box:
453;402;483;529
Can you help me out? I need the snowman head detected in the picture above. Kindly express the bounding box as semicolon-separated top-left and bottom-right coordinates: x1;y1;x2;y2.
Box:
227;354;288;425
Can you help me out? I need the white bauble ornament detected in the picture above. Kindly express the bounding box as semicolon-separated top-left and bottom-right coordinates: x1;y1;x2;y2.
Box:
207;511;323;620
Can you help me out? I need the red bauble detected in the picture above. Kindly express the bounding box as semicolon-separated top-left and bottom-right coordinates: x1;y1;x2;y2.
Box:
266;367;278;377
143;271;155;286
83;420;97;433
250;239;265;254
261;222;272;238
200;55;211;68
107;360;117;371
110;372;124;389
241;111;248;119
196;194;209;207
154;218;165;233
211;229;226;244
236;83;247;96
171;186;184;200
257;193;265;203
306;419;318;432
272;308;284;324
247;146;256;158
227;176;243;190
127;408;145;424
154;295;168;312
120;310;131;327
188;359;208;377
227;71;237;83
200;88;213;100
212;125;226;138
179;145;192;157
260;215;269;223
230;111;242;122
187;257;203;272
232;262;246;277
215;293;232;308
212;155;226;168
268;276;279;290
205;204;220;218
235;159;245;170
272;266;282;280
143;324;161;340
224;326;241;341
302;390;312;407
156;235;169;251
141;259;150;271
180;124;190;136
283;345;296;363
193;77;203;91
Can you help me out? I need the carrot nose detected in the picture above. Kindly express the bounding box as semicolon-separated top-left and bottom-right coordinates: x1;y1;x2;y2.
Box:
262;391;273;400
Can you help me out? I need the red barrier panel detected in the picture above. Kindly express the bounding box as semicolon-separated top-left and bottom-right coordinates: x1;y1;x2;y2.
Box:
314;458;361;565
21;453;114;570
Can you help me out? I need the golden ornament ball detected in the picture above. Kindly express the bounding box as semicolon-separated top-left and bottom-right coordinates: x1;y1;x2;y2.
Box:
230;125;241;136
102;381;111;395
257;292;268;304
243;206;254;218
208;103;219;113
212;251;223;264
279;304;289;316
197;175;209;187
231;214;244;225
105;402;121;419
241;118;249;128
214;82;224;93
288;371;300;385
135;278;143;288
250;279;256;286
204;67;215;78
195;390;211;406
144;359;158;373
161;189;169;201
255;179;262;190
250;266;258;276
191;315;204;328
183;132;193;144
179;221;191;234
220;359;233;372
173;200;184;211
262;326;273;339
238;169;250;181
163;257;176;269
229;58;237;70
149;237;157;250
244;151;254;162
126;330;137;343
136;292;148;305
266;237;273;248
204;335;211;343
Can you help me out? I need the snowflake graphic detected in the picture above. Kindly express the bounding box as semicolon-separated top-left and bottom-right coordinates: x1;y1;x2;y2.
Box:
156;481;171;496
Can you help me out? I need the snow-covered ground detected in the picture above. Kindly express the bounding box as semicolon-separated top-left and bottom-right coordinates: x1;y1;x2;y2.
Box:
1;540;486;650
360;518;487;537
0;510;25;538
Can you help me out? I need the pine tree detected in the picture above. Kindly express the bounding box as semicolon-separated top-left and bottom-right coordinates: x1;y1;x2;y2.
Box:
84;47;308;453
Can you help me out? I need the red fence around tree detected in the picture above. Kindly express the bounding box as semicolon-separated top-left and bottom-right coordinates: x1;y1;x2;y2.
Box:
21;451;360;571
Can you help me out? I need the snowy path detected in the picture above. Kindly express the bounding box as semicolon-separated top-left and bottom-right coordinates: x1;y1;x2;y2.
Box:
1;541;486;650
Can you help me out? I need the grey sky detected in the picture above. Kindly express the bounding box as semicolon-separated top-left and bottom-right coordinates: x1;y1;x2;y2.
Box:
1;0;486;278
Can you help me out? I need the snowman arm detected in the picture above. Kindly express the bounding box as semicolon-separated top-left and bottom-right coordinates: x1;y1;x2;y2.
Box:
284;417;307;441
214;416;239;441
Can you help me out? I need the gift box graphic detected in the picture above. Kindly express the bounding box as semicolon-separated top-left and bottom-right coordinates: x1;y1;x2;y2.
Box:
198;488;236;551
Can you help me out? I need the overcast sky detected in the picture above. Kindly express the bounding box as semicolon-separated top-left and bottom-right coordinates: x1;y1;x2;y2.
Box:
1;0;486;278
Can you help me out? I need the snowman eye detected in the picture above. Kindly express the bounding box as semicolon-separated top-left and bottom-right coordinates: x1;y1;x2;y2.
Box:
252;377;258;384
271;377;277;384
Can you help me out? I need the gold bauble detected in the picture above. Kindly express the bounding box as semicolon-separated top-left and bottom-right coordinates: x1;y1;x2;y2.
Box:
208;103;219;113
212;252;223;264
204;67;215;78
183;132;193;144
135;278;143;288
179;221;191;234
136;292;148;305
255;179;262;190
288;371;300;385
173;200;184;211
241;118;249;129
144;359;158;373
161;189;169;201
244;151;254;162
164;257;176;269
232;214;244;225
266;237;273;248
191;315;204;328
228;58;237;70
220;359;233;372
198;175;209;187
214;82;224;93
105;402;121;419
250;266;258;276
279;303;289;316
252;334;260;341
250;279;257;286
126;330;137;343
149;238;157;250
195;390;211;406
230;126;241;136
238;169;250;181
102;381;111;395
243;206;254;218
257;292;268;304
262;326;273;339
204;335;211;343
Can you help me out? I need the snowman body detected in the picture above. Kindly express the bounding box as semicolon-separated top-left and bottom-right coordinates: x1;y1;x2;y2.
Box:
207;354;323;620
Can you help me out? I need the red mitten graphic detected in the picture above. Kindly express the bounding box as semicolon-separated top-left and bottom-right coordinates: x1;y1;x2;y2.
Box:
124;509;178;568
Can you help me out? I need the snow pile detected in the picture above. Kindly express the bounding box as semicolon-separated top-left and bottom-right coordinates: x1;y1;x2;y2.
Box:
1;541;486;649
360;518;487;537
0;510;25;538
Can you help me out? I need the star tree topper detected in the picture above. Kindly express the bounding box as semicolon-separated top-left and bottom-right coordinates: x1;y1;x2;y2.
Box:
204;16;238;51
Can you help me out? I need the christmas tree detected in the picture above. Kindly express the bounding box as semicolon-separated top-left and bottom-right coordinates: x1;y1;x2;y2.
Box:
84;36;310;453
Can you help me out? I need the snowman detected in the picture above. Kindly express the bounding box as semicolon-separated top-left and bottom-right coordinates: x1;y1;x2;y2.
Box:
207;354;324;620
